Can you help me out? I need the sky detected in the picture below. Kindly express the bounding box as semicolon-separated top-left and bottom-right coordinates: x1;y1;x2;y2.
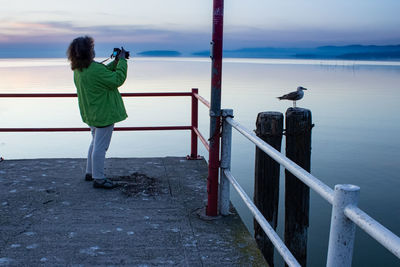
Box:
0;0;399;57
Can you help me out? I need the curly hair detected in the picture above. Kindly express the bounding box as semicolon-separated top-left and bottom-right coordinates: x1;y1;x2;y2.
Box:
67;36;95;71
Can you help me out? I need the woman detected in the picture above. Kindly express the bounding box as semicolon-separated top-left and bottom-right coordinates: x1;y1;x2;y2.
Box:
67;36;128;189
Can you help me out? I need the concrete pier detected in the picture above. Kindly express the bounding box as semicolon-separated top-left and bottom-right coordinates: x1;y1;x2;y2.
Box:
0;157;267;266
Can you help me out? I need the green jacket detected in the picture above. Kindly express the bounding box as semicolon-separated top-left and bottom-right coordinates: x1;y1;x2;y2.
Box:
74;59;128;127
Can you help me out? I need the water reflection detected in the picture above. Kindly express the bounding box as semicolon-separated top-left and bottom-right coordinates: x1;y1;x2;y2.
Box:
0;57;399;266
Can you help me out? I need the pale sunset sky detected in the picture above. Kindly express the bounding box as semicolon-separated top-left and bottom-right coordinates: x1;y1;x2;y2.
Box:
0;0;399;57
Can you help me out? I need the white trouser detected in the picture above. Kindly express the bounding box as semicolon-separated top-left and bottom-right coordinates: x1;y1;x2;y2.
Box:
85;124;114;179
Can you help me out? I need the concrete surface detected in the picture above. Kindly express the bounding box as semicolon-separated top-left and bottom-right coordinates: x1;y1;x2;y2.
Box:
0;157;267;266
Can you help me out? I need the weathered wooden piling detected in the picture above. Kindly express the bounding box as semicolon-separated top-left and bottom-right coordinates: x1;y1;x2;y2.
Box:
284;107;313;267
254;111;284;266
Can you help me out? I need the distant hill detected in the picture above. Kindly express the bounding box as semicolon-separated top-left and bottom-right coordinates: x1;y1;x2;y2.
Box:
137;50;181;57
1;44;399;60
193;47;301;58
300;45;400;60
193;45;400;60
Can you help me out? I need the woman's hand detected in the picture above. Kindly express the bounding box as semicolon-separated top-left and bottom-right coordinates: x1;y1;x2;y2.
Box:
117;47;127;60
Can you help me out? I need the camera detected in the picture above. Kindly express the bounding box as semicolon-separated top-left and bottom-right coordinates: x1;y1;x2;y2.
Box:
112;47;130;59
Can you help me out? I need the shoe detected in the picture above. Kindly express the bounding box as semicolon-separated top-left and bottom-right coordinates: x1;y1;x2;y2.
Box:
93;179;118;189
85;174;93;181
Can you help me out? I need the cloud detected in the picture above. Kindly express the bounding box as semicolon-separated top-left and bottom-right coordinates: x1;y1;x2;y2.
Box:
0;21;77;43
0;20;211;49
0;20;212;57
1;19;399;58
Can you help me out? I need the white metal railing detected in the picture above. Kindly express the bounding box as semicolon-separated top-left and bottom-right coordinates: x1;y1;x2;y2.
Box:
223;169;300;267
218;109;400;267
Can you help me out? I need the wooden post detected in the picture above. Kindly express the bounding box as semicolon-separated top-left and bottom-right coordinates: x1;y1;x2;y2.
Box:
284;107;313;267
254;112;283;266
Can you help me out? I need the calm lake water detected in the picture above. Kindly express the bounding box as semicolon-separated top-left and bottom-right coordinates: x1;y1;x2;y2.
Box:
1;57;400;266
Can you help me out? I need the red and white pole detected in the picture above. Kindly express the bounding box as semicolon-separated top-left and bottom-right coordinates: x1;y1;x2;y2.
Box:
207;0;224;216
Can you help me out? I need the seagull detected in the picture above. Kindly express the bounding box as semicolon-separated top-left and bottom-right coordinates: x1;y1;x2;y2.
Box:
277;86;307;107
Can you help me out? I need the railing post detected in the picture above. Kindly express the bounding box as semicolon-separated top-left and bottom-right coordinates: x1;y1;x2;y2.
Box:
219;109;233;216
188;88;200;160
326;184;360;267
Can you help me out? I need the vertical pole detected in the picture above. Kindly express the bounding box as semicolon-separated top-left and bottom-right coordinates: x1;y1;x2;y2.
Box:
207;0;224;216
326;184;360;267
219;109;233;216
254;112;283;266
284;107;312;267
189;88;199;159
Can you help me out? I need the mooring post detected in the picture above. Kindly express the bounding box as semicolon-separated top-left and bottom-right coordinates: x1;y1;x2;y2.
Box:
284;107;312;267
326;184;360;267
254;111;283;266
219;109;233;216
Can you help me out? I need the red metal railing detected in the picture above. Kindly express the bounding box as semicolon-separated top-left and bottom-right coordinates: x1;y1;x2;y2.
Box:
0;88;210;158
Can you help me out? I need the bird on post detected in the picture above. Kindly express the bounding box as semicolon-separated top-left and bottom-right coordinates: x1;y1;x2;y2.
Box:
277;86;307;107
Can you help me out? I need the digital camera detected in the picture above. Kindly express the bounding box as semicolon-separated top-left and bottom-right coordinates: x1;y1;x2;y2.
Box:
112;48;130;59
